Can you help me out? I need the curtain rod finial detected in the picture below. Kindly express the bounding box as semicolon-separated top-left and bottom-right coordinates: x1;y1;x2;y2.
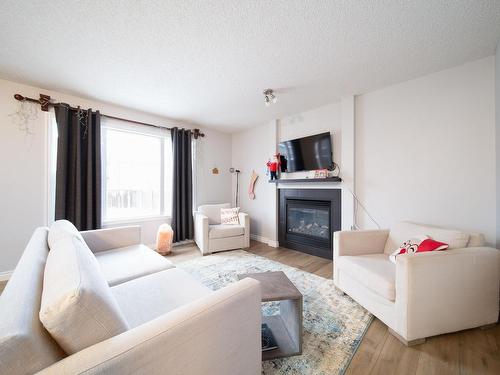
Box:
193;128;205;139
14;94;25;101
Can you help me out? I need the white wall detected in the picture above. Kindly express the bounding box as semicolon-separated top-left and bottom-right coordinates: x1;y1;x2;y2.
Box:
340;96;356;231
194;127;232;207
0;78;231;274
280;100;356;231
280;102;342;178
231;121;278;245
356;57;496;245
496;40;500;248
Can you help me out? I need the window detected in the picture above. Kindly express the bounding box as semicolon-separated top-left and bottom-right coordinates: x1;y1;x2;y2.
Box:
102;119;172;222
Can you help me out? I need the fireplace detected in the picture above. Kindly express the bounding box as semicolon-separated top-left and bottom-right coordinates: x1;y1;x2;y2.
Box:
279;189;341;259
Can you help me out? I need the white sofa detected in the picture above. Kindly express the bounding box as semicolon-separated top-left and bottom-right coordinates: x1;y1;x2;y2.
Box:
0;221;261;375
194;203;250;255
334;222;499;345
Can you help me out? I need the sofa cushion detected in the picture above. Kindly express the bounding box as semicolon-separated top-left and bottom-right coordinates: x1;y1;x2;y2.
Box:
111;268;212;328
209;224;245;239
48;219;85;248
337;254;396;301
40;236;129;354
94;244;175;286
467;232;486;247
199;203;231;224
0;228;65;375
383;222;470;254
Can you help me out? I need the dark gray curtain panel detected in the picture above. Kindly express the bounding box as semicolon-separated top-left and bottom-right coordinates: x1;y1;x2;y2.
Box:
171;127;193;242
54;104;102;230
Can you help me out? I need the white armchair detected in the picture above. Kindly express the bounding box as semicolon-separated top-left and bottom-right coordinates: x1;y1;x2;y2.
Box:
194;203;250;255
334;222;499;345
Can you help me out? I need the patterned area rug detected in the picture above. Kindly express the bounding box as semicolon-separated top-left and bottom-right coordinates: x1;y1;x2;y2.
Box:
177;250;372;375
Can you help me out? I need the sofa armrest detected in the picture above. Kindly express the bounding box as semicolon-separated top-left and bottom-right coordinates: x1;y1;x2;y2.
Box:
238;212;250;248
80;226;141;253
395;247;499;341
193;211;209;255
334;229;390;258
38;278;262;375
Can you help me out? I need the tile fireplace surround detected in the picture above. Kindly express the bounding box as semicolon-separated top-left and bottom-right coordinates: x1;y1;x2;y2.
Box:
278;188;341;259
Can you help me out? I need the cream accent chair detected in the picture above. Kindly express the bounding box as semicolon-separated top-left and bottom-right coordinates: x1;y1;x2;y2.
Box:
194;203;250;255
334;222;499;345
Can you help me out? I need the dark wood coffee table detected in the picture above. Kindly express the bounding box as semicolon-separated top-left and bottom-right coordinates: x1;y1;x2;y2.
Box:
238;271;303;360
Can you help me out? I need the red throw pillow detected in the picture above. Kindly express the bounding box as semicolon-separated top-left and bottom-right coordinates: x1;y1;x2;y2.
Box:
417;238;449;253
390;237;449;263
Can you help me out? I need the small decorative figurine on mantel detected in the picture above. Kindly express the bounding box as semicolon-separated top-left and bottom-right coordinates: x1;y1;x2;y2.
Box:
266;153;281;180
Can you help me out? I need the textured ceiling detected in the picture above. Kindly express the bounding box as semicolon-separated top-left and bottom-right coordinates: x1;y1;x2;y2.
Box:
1;1;500;132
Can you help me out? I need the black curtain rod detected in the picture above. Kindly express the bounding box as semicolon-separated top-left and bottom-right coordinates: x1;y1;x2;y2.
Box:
13;93;205;139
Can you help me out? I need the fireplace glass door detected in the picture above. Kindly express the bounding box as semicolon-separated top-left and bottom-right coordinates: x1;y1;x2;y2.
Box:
286;200;331;244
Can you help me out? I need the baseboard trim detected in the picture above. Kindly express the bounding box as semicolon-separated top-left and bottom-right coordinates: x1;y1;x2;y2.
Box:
0;271;12;282
173;239;195;247
147;240;195;250
250;234;279;248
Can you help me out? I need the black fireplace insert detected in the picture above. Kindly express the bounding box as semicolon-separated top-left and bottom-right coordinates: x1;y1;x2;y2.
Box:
279;189;341;259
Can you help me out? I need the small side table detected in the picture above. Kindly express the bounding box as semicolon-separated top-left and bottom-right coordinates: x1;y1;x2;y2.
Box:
238;271;303;360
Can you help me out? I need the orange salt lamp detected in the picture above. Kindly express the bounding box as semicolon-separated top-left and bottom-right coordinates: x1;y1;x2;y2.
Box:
156;223;173;255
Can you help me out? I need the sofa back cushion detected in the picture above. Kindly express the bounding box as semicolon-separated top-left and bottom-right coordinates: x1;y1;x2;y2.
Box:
199;203;231;224
384;222;471;254
467;232;486;247
40;234;129;354
48;219;85;248
0;228;65;375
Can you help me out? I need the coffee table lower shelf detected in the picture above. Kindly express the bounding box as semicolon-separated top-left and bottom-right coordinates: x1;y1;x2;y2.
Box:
262;315;301;360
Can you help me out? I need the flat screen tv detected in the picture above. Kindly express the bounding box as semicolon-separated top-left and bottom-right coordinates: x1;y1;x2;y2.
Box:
279;132;333;172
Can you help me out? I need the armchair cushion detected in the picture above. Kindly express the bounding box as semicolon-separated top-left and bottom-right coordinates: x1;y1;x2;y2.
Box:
337;254;396;301
199;203;231;224
220;207;240;225
383;222;470;254
209;224;245;239
389;236;449;263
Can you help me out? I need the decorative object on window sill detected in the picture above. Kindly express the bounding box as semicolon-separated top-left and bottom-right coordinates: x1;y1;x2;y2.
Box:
229;168;241;206
212;167;219;175
263;89;277;107
156;223;174;255
13;93;205;139
266;153;280;180
249;170;259;200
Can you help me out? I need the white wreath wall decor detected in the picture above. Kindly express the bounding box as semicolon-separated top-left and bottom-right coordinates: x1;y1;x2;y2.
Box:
9;100;38;136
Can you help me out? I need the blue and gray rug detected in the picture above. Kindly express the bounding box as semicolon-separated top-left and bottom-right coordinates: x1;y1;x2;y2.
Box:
177;250;372;375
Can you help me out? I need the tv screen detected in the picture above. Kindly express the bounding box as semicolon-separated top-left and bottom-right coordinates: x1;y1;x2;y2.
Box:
279;132;333;172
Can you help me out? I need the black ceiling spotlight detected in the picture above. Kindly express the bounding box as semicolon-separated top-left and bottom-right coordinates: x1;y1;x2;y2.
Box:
263;89;277;107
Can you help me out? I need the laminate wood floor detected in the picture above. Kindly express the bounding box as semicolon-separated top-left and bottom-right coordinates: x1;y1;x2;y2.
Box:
1;240;498;374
